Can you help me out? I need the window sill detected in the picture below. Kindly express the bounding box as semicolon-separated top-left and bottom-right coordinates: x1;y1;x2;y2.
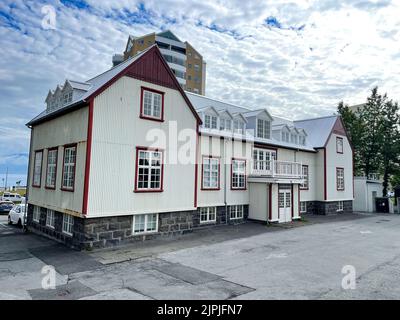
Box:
230;217;243;220
61;187;75;192
134;189;163;193
132;230;158;236
46;225;55;229
200;220;216;225
139;115;164;122
45;186;56;190
62;231;73;237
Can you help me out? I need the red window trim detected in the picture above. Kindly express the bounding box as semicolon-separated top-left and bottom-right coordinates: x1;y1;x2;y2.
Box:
336;167;345;191
61;143;77;192
134;146;165;193
32;149;44;188
231;157;247;190
45;147;58;190
300;164;309;190
336;137;344;154
201;155;221;191
139;86;165;122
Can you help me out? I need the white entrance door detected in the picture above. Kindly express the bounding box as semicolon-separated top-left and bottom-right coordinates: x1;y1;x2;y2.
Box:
278;190;292;223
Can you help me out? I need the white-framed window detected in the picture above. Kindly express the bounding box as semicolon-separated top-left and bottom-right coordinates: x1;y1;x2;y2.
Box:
337;201;344;212
234;120;245;134
63;93;69;105
290;133;298;144
62;214;74;235
133;214;158;234
204;114;218;129
336;137;344;153
301;165;309;189
199;207;216;223
136;149;163;191
300;201;307;213
232;159;246;189
336;168;345;190
202;157;219;189
46;148;58;188
141;88;163;120
230;205;244;220
33;150;43;187
46;209;55;228
299;135;306;145
282;131;289;142
62;145;76;190
257;119;271;139
220;118;232;131
33;206;40;222
252;148;276;172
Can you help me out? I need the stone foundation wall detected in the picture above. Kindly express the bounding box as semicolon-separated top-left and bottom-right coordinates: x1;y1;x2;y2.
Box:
27;204;249;249
303;200;353;215
26;204;85;249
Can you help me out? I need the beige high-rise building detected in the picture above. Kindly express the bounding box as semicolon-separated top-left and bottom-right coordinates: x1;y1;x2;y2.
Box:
113;30;206;95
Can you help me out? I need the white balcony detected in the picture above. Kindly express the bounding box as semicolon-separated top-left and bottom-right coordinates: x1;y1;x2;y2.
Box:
251;160;303;179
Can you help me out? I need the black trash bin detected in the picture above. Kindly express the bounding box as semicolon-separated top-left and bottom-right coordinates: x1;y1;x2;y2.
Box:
375;197;389;213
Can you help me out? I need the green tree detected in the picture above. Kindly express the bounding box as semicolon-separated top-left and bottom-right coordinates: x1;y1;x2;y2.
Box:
337;101;365;175
357;87;385;177
381;99;400;195
338;87;400;196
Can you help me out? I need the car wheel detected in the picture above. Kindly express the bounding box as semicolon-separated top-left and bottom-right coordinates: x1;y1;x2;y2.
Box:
8;216;12;225
17;219;22;227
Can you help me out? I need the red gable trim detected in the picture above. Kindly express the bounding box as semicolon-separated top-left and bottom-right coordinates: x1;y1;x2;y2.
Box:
323;116;353;151
87;45;202;124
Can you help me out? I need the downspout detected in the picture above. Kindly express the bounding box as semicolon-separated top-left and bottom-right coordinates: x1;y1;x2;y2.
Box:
24;125;33;231
224;138;228;225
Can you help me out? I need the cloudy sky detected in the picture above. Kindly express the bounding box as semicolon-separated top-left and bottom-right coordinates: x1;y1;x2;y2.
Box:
1;0;400;186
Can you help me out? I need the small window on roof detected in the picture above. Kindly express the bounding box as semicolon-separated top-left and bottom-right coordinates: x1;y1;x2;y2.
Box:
299;135;306;145
282;131;289;142
234;120;245;134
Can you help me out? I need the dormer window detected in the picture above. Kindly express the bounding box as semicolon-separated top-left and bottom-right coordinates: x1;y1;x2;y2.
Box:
234;120;245;134
282;131;289;142
204;114;218;129
299;135;306;145
290;133;298;144
257;119;271;139
220;118;232;131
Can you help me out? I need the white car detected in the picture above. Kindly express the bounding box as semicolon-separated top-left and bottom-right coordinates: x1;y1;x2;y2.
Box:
1;192;23;203
8;204;27;227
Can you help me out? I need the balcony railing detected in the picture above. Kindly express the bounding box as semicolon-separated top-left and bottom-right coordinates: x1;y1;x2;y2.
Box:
251;160;303;179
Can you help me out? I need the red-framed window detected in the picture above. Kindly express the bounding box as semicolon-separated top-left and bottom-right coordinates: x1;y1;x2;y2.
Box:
134;147;164;192
300;165;309;190
32;150;43;187
231;158;246;190
336;167;345;191
45;147;58;189
201;156;220;190
61;144;77;192
336;137;344;154
140;87;165;122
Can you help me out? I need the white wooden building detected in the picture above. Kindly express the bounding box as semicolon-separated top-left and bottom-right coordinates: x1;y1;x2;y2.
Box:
26;45;354;248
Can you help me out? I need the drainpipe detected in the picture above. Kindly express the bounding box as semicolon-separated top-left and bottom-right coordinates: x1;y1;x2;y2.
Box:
24;126;33;231
224;138;228;225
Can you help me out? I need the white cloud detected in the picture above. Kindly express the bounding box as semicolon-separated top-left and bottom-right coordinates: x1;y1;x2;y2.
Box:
1;0;400;176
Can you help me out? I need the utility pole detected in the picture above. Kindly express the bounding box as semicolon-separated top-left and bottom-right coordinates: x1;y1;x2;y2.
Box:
5;167;8;191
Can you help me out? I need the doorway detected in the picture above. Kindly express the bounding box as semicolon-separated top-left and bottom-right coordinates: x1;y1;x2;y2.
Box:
278;187;292;223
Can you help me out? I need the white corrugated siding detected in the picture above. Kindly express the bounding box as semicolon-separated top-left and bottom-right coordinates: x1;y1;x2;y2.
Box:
86;77;197;217
28;107;88;215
